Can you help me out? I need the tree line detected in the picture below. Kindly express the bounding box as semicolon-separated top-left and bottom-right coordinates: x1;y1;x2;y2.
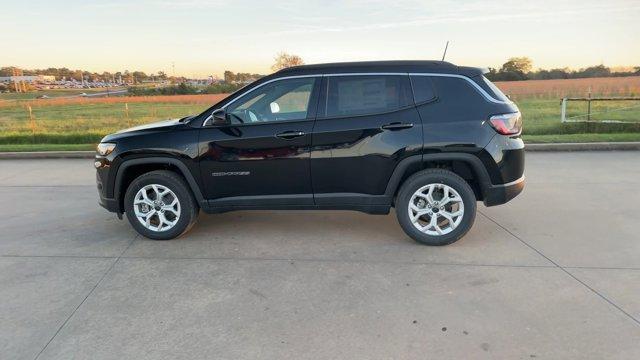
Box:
0;67;170;83
485;57;640;82
0;53;305;85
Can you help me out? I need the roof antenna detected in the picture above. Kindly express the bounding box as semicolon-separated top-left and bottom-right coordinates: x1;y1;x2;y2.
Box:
441;41;449;61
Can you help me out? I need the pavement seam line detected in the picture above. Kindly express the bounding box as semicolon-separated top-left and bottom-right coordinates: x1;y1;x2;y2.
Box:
479;210;640;327
3;253;639;270
33;234;139;360
119;254;556;268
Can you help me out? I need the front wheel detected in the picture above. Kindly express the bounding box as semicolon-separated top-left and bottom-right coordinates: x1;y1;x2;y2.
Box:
396;169;476;246
124;170;199;240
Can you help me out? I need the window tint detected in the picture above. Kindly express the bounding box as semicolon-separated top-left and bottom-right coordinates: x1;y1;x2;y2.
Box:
416;76;492;123
227;77;316;124
410;76;437;103
477;75;510;102
325;75;412;117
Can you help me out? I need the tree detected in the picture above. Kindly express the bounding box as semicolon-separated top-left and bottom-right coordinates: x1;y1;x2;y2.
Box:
501;57;533;74
495;57;533;81
223;70;236;83
271;52;304;72
574;65;610;78
0;67;14;76
132;71;148;83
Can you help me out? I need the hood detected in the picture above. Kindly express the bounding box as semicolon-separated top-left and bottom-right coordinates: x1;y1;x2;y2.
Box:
101;118;185;142
116;118;182;133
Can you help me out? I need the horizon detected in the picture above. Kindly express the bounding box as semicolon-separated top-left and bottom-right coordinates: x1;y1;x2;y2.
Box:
2;0;639;78
1;61;638;80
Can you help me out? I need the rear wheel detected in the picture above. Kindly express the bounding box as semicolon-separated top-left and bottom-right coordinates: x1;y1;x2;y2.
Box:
124;170;199;240
396;169;476;246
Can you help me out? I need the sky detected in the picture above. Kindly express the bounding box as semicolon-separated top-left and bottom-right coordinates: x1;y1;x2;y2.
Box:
2;0;639;78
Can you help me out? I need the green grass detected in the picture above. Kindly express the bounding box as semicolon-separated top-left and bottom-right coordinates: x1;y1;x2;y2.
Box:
0;143;95;152
0;102;209;144
523;133;640;143
517;98;640;135
1;92;639;148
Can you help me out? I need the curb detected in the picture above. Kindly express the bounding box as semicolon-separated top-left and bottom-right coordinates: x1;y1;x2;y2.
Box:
0;151;95;159
525;142;640;152
1;142;639;159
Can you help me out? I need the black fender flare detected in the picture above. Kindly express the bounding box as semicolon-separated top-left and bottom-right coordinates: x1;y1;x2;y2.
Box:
384;153;492;198
113;157;206;213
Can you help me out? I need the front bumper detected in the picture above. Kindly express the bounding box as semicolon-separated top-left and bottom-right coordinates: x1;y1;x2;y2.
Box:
98;194;119;212
96;155;120;214
482;175;525;207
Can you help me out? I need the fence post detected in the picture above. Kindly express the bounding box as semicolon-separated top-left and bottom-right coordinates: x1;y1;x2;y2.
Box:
27;105;36;140
587;90;592;121
560;98;567;123
125;103;131;127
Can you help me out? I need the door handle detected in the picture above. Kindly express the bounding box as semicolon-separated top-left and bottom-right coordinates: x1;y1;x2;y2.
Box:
381;122;413;130
275;131;306;139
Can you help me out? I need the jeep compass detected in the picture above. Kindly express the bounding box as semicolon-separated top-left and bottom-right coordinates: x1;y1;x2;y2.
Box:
95;61;524;245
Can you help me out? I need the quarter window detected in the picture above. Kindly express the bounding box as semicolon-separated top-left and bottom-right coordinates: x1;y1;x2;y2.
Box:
325;75;412;117
226;77;317;124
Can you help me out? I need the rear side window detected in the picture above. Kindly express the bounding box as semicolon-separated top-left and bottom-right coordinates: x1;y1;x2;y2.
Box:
410;76;437;103
475;75;510;102
421;76;493;121
325;75;412;117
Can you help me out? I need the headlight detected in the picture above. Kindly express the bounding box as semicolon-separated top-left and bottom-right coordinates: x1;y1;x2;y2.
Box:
97;143;116;156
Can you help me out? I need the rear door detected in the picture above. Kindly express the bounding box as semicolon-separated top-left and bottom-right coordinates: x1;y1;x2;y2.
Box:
198;76;320;205
310;74;422;204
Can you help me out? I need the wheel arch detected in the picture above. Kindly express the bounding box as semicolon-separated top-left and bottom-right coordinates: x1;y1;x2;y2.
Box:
113;157;205;214
385;153;492;203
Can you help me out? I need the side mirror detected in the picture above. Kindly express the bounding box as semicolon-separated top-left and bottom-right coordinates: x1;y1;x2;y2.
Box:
211;109;228;125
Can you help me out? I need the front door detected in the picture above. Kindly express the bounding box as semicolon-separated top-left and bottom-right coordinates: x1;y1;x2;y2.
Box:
198;76;320;206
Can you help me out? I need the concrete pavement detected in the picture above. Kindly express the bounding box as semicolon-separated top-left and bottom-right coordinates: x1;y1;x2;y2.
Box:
0;153;639;359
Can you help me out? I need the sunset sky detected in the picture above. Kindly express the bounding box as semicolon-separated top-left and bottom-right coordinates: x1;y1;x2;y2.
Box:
3;0;639;77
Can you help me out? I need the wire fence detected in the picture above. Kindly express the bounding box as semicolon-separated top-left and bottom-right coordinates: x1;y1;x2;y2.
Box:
560;97;640;123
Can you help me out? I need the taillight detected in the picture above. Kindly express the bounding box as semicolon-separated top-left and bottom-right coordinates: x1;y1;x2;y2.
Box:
489;112;522;135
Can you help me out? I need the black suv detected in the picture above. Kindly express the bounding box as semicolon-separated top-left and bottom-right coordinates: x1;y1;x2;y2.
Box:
95;61;524;245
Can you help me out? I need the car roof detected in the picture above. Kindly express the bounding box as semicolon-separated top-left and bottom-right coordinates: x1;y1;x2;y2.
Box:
275;60;482;77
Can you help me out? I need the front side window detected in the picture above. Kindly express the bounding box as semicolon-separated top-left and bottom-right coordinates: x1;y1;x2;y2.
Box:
226;77;317;124
325;75;412;117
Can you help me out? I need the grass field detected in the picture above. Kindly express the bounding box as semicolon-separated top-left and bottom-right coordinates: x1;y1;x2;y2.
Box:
0;87;128;101
495;76;640;99
1;77;639;150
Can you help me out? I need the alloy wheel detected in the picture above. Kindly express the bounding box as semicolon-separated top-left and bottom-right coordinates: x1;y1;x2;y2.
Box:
133;184;181;232
408;183;464;236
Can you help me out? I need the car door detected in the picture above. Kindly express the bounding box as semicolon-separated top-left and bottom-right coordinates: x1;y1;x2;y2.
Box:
310;74;423;204
198;76;320;206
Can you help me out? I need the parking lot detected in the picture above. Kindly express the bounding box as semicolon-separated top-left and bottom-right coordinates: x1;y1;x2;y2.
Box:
1;152;639;359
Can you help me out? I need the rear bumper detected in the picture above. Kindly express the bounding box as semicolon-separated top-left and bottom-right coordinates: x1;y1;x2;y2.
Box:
482;175;525;207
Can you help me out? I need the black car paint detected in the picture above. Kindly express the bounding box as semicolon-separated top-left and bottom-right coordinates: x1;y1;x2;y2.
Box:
96;61;524;216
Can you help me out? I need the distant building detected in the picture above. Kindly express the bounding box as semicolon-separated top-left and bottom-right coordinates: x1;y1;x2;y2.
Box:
0;75;56;83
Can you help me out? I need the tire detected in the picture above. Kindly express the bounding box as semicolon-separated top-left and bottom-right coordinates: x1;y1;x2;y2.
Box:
396;169;476;246
124;170;199;240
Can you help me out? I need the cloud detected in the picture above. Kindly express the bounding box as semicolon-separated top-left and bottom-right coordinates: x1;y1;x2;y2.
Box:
229;1;640;39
